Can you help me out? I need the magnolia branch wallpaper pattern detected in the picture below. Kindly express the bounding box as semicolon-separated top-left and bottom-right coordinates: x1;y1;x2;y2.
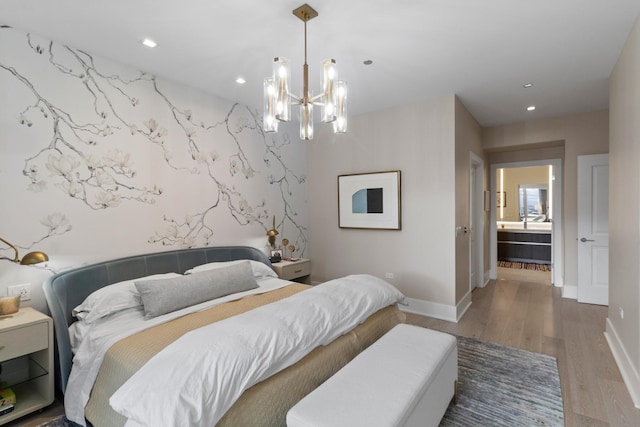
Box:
0;26;307;280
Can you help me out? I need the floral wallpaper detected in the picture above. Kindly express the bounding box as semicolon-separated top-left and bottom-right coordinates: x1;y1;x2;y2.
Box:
0;25;307;289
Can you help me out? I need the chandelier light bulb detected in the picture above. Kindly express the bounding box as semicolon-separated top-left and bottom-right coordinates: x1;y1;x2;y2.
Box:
326;103;334;116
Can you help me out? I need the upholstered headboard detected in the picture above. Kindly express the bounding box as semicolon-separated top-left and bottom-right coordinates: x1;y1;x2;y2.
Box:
42;246;271;395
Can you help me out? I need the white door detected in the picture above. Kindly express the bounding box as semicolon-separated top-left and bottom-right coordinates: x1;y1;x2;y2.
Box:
577;154;609;305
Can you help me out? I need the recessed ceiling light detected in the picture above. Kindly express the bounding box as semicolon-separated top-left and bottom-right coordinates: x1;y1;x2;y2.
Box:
235;77;246;85
523;83;533;88
527;105;536;111
140;38;157;48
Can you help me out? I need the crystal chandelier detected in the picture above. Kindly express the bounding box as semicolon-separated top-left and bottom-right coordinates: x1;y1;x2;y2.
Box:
263;3;347;140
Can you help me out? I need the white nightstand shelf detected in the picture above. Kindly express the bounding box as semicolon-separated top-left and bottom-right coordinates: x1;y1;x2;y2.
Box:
0;307;54;425
271;259;311;284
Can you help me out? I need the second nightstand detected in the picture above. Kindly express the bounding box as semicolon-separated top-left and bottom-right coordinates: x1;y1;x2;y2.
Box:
271;259;311;284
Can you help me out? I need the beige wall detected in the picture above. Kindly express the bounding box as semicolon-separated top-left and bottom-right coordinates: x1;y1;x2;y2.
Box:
308;95;458;312
483;110;609;291
498;166;550;222
608;14;640;406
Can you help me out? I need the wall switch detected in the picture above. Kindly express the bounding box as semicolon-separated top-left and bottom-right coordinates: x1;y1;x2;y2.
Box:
619;307;624;319
8;283;31;301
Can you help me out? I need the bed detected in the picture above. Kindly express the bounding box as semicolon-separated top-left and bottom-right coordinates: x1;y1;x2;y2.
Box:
43;246;406;426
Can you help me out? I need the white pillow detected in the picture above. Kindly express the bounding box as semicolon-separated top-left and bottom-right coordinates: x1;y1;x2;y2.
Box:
185;259;277;279
72;273;181;323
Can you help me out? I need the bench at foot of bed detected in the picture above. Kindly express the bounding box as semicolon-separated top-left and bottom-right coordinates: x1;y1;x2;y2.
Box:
286;323;458;427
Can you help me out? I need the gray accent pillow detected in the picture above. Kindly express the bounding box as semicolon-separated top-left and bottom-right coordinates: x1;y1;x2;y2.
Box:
135;260;259;319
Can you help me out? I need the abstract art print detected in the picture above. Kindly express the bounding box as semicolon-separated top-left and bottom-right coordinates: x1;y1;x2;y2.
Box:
338;171;401;229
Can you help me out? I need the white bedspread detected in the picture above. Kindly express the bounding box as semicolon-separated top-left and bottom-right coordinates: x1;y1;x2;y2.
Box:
109;274;405;427
65;276;293;426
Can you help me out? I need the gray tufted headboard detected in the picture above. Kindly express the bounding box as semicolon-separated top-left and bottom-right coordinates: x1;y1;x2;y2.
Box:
42;246;271;396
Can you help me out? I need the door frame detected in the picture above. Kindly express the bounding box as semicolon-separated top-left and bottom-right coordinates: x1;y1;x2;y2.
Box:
469;152;485;290
489;159;563;287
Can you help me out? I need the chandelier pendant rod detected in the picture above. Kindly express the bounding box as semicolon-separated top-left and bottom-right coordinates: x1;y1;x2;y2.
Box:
302;19;309;106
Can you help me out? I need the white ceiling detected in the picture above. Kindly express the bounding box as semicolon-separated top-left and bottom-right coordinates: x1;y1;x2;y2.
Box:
2;0;639;127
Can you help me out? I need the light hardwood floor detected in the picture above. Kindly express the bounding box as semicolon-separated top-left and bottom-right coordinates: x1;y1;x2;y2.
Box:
405;269;640;427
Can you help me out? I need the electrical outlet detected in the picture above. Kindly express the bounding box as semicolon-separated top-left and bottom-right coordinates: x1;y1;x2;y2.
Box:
385;272;394;279
7;283;31;301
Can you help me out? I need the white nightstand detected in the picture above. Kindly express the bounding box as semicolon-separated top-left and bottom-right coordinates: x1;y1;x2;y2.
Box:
0;307;54;424
271;259;311;284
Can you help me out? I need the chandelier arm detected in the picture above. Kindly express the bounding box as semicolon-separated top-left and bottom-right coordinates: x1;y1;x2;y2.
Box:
309;93;325;103
289;93;302;103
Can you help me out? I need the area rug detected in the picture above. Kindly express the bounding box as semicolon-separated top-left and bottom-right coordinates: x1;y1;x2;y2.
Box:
38;336;564;427
441;335;564;426
498;260;551;271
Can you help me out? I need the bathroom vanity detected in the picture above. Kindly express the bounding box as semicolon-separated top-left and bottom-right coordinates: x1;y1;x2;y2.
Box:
497;222;552;264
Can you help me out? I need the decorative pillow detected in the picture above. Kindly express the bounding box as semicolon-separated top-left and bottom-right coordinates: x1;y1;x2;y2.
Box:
185;259;277;279
135;261;259;319
72;273;181;323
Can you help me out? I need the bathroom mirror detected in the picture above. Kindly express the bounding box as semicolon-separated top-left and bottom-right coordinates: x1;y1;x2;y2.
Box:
519;184;549;222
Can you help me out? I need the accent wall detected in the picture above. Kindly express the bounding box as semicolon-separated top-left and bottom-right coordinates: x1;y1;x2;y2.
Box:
0;26;307;312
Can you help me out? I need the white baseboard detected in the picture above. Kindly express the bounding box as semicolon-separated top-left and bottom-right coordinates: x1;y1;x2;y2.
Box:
400;298;458;323
481;270;491;288
604;318;640;408
456;291;472;322
562;284;577;299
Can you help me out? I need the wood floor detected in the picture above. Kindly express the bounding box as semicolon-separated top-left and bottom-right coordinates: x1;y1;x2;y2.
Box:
405;269;640;427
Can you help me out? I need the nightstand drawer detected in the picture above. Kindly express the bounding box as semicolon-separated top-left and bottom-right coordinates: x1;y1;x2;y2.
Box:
0;322;48;362
275;260;311;281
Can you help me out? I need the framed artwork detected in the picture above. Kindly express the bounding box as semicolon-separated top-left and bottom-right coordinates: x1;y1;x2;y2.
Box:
338;170;401;230
497;191;506;207
270;249;283;258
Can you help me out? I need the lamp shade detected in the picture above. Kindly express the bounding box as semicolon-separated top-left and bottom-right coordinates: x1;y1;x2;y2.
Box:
20;251;49;265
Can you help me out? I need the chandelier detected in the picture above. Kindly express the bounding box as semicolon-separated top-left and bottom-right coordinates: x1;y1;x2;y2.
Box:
263;3;347;140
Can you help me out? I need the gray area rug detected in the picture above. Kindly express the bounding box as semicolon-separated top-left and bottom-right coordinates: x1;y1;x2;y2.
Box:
441;335;564;426
38;335;564;427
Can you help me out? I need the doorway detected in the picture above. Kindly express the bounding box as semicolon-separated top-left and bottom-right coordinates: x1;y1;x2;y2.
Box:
490;159;563;286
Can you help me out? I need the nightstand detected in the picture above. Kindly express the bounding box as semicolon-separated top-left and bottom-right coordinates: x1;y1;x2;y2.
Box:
0;307;54;424
271;259;311;284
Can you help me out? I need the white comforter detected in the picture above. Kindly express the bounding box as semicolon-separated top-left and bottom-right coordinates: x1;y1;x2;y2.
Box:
65;276;294;426
109;274;405;427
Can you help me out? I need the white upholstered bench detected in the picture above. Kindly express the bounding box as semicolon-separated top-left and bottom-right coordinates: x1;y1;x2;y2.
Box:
287;323;458;427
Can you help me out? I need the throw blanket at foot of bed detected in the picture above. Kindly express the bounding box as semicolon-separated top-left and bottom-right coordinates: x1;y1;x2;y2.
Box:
109;274;405;427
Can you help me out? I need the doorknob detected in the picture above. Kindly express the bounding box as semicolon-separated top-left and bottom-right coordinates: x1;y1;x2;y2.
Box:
580;237;594;242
